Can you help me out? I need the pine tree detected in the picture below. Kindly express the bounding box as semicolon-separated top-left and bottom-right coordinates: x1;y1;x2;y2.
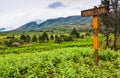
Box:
39;32;49;42
70;28;80;38
50;34;54;40
54;37;62;43
26;35;31;42
20;34;26;42
32;35;37;42
55;35;58;39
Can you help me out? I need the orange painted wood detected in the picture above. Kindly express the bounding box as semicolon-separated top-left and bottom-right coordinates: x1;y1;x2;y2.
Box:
94;35;98;50
93;15;98;29
93;15;98;66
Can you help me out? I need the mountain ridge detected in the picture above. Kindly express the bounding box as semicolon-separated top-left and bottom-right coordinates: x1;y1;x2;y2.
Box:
14;15;92;32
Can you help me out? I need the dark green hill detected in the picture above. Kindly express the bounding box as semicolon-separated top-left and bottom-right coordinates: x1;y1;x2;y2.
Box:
14;15;92;32
39;16;91;27
14;22;38;32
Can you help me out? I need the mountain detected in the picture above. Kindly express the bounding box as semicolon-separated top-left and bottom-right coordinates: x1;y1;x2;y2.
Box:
0;28;5;31
38;16;91;28
14;15;92;32
14;22;39;32
34;19;43;25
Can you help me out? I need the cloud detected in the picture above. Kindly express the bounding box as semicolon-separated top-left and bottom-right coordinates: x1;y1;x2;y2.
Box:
0;0;101;29
48;2;65;9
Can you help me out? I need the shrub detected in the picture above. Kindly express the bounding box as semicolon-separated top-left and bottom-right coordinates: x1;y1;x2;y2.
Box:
4;38;21;47
86;32;91;36
80;35;84;38
60;35;74;41
4;40;12;47
12;42;21;47
5;35;14;39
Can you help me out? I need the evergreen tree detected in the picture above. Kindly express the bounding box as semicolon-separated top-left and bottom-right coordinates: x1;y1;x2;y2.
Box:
20;34;26;42
39;32;49;42
32;35;37;42
70;28;80;38
39;35;44;42
26;35;31;42
55;35;58;39
54;37;62;43
50;34;54;40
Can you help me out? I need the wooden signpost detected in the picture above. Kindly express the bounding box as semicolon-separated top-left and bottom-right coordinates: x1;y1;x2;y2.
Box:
81;6;108;66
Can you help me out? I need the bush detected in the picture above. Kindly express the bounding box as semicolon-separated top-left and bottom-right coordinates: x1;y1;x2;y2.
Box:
5;35;14;39
12;42;21;47
4;39;21;47
80;35;84;38
60;35;74;41
86;32;91;36
4;40;12;47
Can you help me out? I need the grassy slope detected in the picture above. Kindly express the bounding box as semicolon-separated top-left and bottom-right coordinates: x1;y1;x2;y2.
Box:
0;47;120;78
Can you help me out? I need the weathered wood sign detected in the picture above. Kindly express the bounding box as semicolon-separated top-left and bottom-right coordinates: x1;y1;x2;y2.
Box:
81;6;108;17
81;6;108;66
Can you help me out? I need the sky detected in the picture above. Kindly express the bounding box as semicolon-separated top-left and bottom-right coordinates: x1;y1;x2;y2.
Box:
0;0;101;29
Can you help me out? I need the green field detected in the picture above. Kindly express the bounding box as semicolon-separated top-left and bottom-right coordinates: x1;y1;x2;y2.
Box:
0;32;120;78
0;47;120;78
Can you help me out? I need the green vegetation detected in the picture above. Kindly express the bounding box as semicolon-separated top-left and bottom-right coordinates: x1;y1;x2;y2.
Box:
0;36;92;54
0;28;120;77
0;47;119;78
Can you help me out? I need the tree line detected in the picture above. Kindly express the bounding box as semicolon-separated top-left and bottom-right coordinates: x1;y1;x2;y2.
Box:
4;28;87;47
20;28;80;43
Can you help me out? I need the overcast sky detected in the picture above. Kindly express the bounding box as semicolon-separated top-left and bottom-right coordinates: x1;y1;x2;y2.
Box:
0;0;101;29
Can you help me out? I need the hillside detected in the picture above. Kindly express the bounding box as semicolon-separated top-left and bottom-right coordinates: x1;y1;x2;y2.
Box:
14;15;92;32
14;22;39;32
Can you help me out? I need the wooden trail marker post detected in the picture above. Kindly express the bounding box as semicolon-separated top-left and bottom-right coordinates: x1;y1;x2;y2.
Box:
81;6;108;66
